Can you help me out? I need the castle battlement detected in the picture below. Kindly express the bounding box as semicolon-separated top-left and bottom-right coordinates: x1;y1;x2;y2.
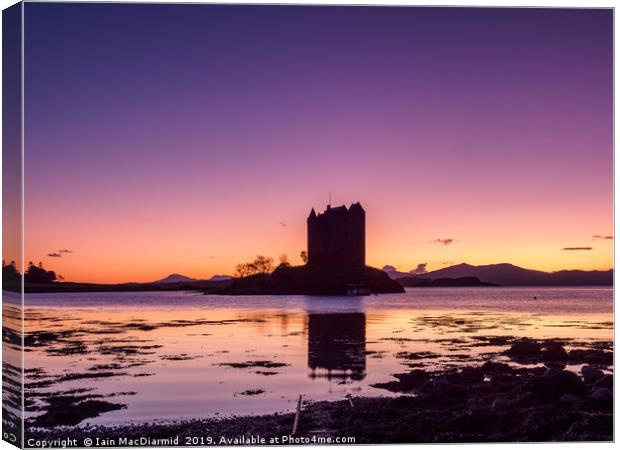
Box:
307;202;365;268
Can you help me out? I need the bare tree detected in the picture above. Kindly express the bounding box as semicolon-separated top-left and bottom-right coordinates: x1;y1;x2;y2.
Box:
253;255;274;274
235;263;252;278
234;255;275;278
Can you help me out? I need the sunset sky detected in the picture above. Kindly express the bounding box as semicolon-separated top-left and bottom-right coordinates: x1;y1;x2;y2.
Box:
20;4;613;283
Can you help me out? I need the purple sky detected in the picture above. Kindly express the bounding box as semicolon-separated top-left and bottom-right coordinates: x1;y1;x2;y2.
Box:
22;5;613;282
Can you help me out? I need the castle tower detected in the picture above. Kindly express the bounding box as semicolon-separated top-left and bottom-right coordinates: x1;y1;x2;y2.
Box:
307;202;365;268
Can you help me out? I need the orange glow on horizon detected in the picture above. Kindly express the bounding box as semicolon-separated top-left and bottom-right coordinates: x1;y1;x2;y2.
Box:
21;197;613;284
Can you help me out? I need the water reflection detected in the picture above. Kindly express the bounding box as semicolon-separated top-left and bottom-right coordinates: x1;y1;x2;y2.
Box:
307;312;366;381
17;289;613;426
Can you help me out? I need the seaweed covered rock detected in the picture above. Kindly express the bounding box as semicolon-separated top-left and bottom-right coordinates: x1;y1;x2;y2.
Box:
527;370;586;400
371;369;430;392
594;374;613;390
506;338;541;360
542;343;568;361
581;365;604;384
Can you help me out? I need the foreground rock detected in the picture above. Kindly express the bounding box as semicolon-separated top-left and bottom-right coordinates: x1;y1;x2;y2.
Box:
527;370;586;400
505;338;542;359
505;339;612;367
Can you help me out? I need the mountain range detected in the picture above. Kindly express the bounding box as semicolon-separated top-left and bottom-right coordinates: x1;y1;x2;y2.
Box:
153;274;232;284
384;263;613;286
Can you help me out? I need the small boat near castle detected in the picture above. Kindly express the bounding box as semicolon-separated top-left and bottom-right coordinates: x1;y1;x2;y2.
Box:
345;284;371;296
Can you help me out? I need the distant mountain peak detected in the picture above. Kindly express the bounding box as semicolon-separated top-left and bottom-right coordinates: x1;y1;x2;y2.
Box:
208;274;233;281
153;274;196;284
153;273;233;284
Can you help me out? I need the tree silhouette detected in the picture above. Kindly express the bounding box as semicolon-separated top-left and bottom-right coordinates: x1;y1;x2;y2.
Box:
300;251;308;264
235;263;252;278
25;261;57;284
234;255;275;278
2;260;20;284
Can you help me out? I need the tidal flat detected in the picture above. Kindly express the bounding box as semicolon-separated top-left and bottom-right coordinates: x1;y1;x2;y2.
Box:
3;287;612;443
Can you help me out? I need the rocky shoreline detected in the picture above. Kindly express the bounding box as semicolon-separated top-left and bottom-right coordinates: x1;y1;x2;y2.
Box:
27;342;613;445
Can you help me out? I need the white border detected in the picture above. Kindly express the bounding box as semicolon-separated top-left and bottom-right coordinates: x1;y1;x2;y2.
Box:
0;2;615;450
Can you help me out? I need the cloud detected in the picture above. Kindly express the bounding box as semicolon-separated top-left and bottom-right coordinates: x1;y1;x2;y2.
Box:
47;252;62;257
58;249;73;253
430;238;454;245
593;235;613;240
279;222;287;227
562;247;592;251
410;263;427;274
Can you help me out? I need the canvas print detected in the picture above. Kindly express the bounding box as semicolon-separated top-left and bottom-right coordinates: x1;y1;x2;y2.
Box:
2;2;614;447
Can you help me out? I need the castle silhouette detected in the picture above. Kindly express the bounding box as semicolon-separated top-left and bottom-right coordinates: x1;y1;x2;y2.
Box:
307;203;365;268
220;201;403;295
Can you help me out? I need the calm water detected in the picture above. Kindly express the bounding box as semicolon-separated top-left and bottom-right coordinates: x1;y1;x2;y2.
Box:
11;287;614;426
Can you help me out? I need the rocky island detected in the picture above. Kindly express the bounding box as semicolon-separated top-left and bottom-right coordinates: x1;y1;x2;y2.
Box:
218;264;404;295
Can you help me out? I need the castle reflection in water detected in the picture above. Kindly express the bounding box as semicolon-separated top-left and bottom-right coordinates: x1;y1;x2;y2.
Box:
307;312;366;381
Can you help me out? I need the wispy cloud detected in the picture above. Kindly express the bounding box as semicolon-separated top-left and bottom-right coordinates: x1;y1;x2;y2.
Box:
562;247;592;251
430;238;454;245
279;222;287;227
58;249;73;253
47;252;62;257
593;235;613;240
